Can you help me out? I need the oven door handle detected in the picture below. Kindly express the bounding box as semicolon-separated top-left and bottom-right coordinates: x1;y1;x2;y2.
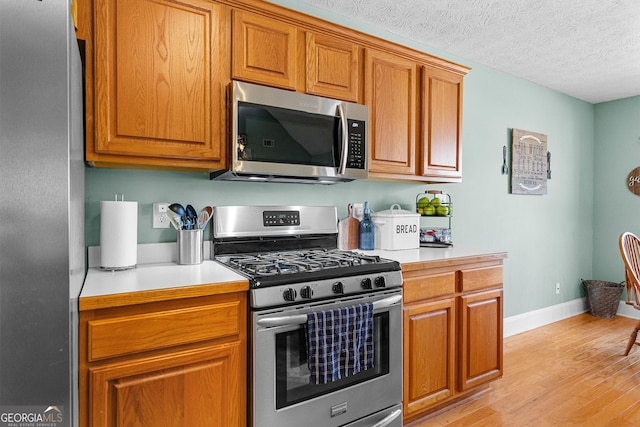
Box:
256;294;402;328
257;314;309;327
371;408;402;427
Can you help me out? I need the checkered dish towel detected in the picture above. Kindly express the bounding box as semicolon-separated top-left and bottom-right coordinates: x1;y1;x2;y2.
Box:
306;302;374;385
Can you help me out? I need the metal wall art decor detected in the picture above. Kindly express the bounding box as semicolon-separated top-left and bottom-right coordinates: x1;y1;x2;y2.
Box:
511;128;548;195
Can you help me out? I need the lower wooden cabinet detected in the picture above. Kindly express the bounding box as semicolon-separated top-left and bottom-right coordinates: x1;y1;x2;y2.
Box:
79;292;247;427
459;288;503;391
403;297;455;414
402;256;505;423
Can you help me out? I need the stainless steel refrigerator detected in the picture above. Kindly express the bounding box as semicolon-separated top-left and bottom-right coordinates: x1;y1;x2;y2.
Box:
0;1;84;426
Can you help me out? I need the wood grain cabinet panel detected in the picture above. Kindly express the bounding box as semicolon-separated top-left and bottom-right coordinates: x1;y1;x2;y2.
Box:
365;49;418;176
305;32;360;102
403;298;456;418
232;9;297;89
80;293;246;427
459;288;503;391
89;343;242;427
421;66;463;180
459;265;504;293
402;259;504;423
91;0;225;168
403;271;456;304
87;301;240;361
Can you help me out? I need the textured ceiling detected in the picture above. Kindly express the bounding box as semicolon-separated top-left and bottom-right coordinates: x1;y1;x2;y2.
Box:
299;0;640;104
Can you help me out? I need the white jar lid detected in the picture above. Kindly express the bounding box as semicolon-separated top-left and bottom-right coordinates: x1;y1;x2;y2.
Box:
372;203;419;218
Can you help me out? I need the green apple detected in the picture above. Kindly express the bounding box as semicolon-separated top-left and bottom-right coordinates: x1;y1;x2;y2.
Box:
436;205;448;216
417;197;430;209
424;205;436;216
431;197;441;207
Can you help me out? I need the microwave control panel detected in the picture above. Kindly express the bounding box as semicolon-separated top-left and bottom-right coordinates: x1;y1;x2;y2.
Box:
347;119;366;170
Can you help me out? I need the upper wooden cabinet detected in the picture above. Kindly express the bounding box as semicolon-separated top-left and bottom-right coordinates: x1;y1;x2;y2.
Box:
231;11;361;102
305;32;360;102
421;66;464;181
80;0;468;176
88;0;226;170
365;49;418;176
231;9;297;89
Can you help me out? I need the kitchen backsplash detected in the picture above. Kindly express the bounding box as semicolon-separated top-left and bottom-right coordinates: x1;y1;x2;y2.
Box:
84;167;429;247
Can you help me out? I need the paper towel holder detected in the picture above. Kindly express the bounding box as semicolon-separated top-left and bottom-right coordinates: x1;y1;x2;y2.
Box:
99;194;138;271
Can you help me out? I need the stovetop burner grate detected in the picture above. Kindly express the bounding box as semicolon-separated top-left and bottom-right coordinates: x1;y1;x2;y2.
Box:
217;249;384;278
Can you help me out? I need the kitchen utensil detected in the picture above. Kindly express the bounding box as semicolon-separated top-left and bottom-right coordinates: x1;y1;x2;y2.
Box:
502;145;509;175
186;204;198;230
547;151;551;179
165;211;182;230
169;203;187;229
337;204;360;250
197;206;212;230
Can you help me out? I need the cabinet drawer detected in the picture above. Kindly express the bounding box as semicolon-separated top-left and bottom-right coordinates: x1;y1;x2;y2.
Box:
459;266;503;293
404;272;455;304
87;301;241;361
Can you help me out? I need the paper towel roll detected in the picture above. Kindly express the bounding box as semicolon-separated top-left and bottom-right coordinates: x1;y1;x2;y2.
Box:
100;200;138;270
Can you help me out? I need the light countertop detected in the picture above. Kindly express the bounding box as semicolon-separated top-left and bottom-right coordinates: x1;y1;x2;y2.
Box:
80;260;248;311
80;244;506;311
357;246;507;266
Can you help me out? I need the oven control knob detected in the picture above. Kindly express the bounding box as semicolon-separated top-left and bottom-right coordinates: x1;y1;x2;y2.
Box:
375;276;386;288
332;281;344;294
361;277;373;290
300;286;314;299
283;288;297;302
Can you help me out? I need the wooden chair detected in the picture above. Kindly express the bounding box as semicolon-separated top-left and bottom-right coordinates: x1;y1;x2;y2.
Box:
618;232;640;355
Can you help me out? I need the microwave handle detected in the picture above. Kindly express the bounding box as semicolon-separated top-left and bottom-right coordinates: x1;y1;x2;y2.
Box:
337;103;348;175
256;294;402;327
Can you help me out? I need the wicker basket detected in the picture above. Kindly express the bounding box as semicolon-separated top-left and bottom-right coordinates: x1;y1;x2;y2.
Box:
581;279;624;319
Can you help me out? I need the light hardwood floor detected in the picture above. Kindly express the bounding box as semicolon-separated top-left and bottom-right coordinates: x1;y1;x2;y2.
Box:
407;313;640;427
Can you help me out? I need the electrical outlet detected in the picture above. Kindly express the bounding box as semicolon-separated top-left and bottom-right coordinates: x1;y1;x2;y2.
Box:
556;282;560;295
153;202;170;228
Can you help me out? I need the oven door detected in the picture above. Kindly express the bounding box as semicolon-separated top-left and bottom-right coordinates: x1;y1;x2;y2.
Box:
251;289;402;427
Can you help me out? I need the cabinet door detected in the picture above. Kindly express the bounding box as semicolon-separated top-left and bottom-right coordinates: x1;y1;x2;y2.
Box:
421;66;463;180
305;33;360;102
458;289;503;391
403;298;455;419
232;10;297;89
92;0;225;167
365;49;418;175
89;342;243;427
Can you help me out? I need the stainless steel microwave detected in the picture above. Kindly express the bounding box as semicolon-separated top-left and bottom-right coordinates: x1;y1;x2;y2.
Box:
210;81;369;184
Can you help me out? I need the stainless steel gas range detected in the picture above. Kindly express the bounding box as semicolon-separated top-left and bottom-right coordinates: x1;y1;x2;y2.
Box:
212;206;403;427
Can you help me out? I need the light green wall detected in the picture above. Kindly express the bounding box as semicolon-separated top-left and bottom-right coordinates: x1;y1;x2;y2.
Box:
593;96;640;286
86;2;598;318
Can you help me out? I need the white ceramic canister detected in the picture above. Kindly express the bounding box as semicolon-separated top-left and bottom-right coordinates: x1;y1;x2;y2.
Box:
371;204;420;250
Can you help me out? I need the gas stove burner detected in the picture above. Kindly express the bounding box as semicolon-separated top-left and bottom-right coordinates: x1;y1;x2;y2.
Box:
211;206;403;306
218;249;386;278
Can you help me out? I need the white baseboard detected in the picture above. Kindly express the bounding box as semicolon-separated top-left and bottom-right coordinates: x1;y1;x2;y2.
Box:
504;298;640;338
504;298;588;337
616;301;640;320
